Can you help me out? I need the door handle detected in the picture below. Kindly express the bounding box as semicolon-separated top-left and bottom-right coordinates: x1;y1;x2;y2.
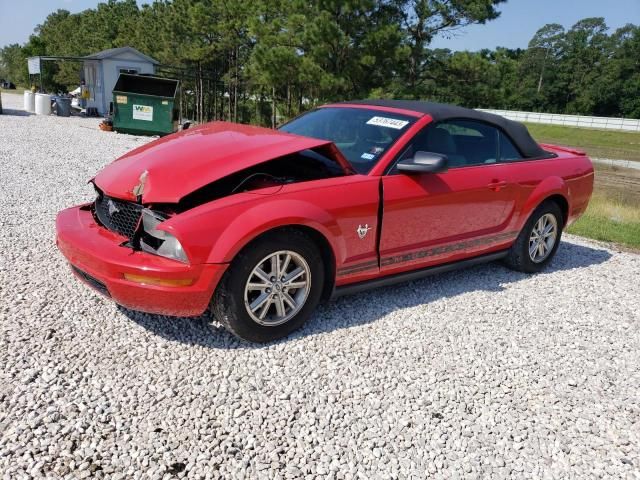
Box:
487;180;507;191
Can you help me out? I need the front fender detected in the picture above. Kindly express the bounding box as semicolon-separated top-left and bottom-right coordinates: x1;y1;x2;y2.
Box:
519;176;569;228
162;195;346;265
206;198;345;264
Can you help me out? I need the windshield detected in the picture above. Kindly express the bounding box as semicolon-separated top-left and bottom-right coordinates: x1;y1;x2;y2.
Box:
279;107;416;173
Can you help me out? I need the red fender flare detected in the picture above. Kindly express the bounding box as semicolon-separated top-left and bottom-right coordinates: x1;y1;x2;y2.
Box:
519;176;570;229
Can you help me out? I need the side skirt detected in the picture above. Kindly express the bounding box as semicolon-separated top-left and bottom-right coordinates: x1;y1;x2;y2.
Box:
331;250;508;299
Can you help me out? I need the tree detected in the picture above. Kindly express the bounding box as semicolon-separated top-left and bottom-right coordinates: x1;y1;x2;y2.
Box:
302;0;406;98
398;0;506;98
0;44;27;85
616;25;640;117
560;18;609;114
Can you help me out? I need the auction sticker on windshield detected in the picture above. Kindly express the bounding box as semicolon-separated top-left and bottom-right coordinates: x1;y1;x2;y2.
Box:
366;116;409;129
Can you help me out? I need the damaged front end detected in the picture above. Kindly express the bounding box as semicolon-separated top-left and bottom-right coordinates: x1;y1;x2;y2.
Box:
92;186;187;263
138;208;187;262
59;122;354;316
90;146;349;264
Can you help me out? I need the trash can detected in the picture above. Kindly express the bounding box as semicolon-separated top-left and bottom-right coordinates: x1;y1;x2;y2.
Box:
35;93;51;115
112;74;179;136
55;97;71;117
24;91;35;112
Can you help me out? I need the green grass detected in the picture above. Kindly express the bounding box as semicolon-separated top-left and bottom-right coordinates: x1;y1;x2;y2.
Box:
567;165;640;250
567;191;640;249
526;123;640;162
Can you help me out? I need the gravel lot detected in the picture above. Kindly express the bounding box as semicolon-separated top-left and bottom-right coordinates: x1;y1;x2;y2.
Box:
1;92;639;479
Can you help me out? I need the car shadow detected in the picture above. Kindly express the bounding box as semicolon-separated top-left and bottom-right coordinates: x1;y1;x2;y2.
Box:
119;241;612;349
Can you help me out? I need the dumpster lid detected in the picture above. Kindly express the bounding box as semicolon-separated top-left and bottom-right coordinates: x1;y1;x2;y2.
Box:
113;74;178;98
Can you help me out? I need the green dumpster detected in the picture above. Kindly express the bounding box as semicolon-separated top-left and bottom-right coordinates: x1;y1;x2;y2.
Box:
112;74;179;136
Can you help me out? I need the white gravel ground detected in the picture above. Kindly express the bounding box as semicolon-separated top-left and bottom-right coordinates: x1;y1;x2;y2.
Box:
1;92;640;479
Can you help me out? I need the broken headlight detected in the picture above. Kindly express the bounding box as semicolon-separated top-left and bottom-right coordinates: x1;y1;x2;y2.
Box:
139;209;188;263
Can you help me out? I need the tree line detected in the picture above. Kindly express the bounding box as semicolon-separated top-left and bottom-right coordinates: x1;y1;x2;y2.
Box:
1;0;638;125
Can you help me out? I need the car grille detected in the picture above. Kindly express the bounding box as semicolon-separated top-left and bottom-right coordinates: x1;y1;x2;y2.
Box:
71;265;110;297
94;193;143;240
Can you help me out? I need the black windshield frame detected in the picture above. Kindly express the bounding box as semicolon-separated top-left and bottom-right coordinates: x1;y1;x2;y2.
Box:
279;107;417;174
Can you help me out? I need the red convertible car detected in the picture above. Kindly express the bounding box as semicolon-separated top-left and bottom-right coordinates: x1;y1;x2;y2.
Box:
56;100;594;342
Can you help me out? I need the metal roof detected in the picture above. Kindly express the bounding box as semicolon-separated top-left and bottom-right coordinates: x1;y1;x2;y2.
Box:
83;47;159;65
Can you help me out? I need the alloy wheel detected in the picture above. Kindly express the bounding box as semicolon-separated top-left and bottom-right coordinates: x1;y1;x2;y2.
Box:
528;213;558;263
243;250;311;326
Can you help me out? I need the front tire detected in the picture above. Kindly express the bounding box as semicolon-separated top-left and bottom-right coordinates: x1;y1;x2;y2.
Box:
504;201;563;273
211;230;324;342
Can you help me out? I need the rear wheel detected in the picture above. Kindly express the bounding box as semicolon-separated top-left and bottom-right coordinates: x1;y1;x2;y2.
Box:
211;230;324;342
504;201;563;273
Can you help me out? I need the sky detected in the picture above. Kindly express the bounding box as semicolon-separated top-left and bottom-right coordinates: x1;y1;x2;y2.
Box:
430;0;640;51
0;0;638;50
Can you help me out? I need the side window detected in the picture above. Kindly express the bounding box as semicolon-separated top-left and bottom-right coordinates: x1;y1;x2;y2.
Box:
396;119;499;170
390;119;522;173
498;132;522;161
438;120;498;167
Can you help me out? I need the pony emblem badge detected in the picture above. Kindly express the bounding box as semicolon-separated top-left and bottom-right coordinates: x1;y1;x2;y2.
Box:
357;224;372;239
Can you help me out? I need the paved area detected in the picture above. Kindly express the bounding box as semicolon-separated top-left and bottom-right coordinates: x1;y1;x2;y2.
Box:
592;157;640;171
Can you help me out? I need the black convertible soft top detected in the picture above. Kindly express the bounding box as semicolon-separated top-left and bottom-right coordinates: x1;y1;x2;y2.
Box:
344;99;548;159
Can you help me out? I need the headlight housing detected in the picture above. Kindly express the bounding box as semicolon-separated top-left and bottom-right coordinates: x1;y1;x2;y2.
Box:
139;209;188;263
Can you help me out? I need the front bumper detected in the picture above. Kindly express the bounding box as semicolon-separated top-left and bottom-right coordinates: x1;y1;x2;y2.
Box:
56;205;228;316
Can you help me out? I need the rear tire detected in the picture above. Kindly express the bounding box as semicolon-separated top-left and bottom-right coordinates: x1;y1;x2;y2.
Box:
504;201;563;273
211;230;324;343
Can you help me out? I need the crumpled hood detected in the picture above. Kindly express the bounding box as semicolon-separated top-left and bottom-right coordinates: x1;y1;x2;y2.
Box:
94;121;347;203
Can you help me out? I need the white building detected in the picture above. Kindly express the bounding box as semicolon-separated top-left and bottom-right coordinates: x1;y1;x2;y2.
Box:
82;47;159;115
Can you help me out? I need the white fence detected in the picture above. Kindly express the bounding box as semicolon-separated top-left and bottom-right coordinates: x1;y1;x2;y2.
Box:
476;109;640;132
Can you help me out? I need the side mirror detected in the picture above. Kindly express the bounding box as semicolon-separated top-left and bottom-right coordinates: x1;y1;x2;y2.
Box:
397;151;448;174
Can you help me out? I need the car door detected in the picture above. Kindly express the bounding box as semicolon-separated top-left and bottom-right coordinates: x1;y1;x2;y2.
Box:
379;119;518;274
